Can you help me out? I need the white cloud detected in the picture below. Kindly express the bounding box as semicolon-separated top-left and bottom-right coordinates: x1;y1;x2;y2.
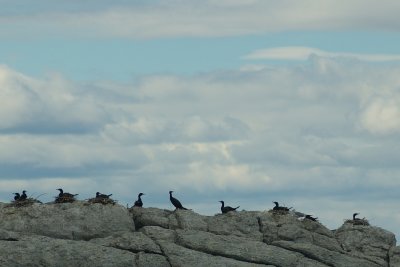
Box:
1;1;400;39
360;97;400;134
244;46;400;62
0;65;108;133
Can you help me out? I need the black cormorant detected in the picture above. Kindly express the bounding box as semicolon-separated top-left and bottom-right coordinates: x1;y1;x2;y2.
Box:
219;201;240;214
134;193;145;207
13;193;20;201
169;191;187;210
96;192;112;199
57;188;78;198
272;201;290;211
20;190;27;200
353;213;361;221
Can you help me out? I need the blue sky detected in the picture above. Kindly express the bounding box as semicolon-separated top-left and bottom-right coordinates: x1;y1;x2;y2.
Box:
1;0;400;240
2;31;400;80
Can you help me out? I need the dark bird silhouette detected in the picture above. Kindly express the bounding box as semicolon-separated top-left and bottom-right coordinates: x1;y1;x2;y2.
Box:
13;193;20;201
169;191;187;210
272;201;291;211
305;214;318;221
134;193;145;207
20;190;27;200
96;192;112;199
219;201;240;214
57;188;78;198
353;213;361;221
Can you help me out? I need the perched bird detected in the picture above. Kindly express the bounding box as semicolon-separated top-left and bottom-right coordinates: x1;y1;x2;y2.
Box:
96;192;112;199
272;201;291;211
20;190;27;200
134;193;145;207
219;201;240;214
13;193;21;201
353;213;361;221
169;191;187;210
57;188;78;198
351;212;369;226
304;214;318;222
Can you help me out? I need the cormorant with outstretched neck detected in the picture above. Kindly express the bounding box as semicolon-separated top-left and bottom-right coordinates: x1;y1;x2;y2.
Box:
57;188;78;198
219;201;240;214
96;192;112;199
13;193;20;201
134;193;145;207
20;190;27;200
272;201;290;211
169;191;187;210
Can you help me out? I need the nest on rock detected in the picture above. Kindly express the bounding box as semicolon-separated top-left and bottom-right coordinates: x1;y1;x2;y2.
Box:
7;198;42;208
55;195;77;203
269;209;290;216
345;218;370;226
86;197;117;205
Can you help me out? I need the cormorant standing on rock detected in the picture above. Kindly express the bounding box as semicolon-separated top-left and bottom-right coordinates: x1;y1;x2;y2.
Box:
219;201;240;214
57;188;78;198
13;193;20;201
134;193;145;207
169;191;187;210
96;192;112;199
272;201;290;211
20;190;27;200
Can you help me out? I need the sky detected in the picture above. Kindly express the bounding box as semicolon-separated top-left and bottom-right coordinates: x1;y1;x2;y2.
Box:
0;0;400;240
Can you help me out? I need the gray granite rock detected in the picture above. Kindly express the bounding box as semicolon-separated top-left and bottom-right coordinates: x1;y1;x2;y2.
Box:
258;211;343;254
389;246;400;267
158;241;272;267
335;222;396;266
0;204;397;267
0;201;134;240
175;229;327;267
90;231;162;254
136;252;171;267
0;233;137;267
273;240;381;267
130;207;178;229
207;211;263;241
139;226;176;242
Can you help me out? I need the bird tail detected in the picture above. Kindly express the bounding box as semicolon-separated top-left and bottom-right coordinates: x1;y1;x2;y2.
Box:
234;206;240;210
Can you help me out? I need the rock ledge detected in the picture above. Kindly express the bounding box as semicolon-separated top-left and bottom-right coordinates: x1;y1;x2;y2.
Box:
0;202;397;267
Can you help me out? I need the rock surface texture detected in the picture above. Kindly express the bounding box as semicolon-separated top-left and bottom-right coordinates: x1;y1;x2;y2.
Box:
0;201;398;267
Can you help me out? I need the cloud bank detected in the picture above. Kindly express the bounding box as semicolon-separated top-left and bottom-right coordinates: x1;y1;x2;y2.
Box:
244;46;400;62
1;0;400;39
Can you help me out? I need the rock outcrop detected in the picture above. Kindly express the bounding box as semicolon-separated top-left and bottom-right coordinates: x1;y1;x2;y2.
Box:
0;201;397;267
